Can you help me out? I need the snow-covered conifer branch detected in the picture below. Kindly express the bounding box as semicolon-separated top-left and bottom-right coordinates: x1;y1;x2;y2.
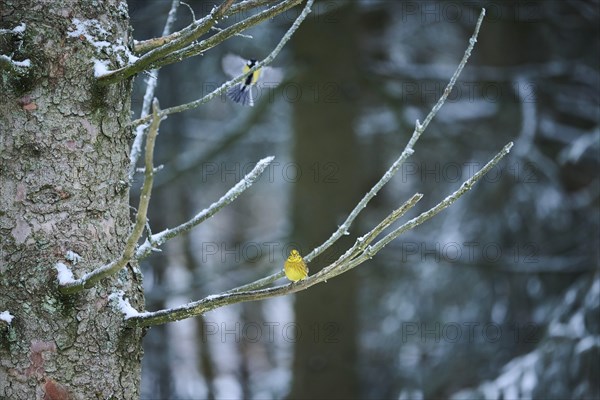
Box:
225;7;488;294
131;0;314;127
135;156;275;260
58;100;162;295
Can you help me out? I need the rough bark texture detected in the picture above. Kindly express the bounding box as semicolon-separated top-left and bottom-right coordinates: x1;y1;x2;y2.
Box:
1;1;144;398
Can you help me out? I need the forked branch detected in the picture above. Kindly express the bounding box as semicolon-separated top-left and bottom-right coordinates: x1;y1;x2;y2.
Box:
226;6;488;293
131;0;315;127
97;0;301;85
111;9;507;327
123;140;512;327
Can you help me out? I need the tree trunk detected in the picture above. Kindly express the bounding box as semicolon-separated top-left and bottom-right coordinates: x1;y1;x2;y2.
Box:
1;1;144;398
288;3;362;398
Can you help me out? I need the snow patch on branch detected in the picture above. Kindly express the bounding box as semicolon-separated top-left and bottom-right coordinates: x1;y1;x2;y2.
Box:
0;54;31;70
0;23;30;72
67;18;139;76
93;59;111;77
65;250;82;265
0;311;14;324
0;23;26;35
12;23;26;34
55;262;75;285
109;291;141;319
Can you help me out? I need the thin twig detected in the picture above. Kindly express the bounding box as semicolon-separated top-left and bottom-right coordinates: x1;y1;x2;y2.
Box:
133;0;277;54
135;156;275;260
225;193;423;294
319;142;514;280
129;0;181;182
154;91;273;188
369;143;513;256
58;100;162;295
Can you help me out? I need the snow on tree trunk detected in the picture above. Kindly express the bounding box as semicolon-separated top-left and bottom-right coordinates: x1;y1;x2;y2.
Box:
1;1;144;398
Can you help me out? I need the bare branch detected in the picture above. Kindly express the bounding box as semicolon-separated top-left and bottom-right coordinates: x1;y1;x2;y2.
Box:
131;0;315;127
109;7;504;331
58;100;162;295
154;87;277;188
320;142;514;281
368;143;514;256
225;7;488;293
128;0;182;183
414;7;486;142
123;140;512;327
97;0;235;85
225;193;424;294
135;156;275;260
152;0;302;69
133;0;277;55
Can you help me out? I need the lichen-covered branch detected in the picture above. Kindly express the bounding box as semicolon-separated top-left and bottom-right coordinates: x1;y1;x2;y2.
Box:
96;0;235;85
98;0;302;85
150;0;302;69
133;0;277;55
58;100;162;295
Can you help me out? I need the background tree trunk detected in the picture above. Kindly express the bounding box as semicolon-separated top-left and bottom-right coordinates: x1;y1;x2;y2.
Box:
288;4;363;398
0;1;144;398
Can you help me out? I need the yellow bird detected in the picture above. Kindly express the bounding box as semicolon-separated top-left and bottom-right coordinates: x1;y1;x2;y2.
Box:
284;249;309;282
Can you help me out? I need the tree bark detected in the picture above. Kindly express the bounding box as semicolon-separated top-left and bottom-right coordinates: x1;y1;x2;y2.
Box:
1;1;144;398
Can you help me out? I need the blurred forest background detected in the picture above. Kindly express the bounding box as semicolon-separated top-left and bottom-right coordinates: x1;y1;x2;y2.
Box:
127;0;599;399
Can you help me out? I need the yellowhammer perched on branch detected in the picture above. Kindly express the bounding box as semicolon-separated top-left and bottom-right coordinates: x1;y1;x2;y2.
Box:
284;249;309;282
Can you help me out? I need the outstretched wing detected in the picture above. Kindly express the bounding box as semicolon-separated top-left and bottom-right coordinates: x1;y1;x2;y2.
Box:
259;66;284;87
222;53;247;78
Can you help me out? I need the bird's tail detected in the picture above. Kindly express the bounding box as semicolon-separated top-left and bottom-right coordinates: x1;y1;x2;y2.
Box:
227;84;254;107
